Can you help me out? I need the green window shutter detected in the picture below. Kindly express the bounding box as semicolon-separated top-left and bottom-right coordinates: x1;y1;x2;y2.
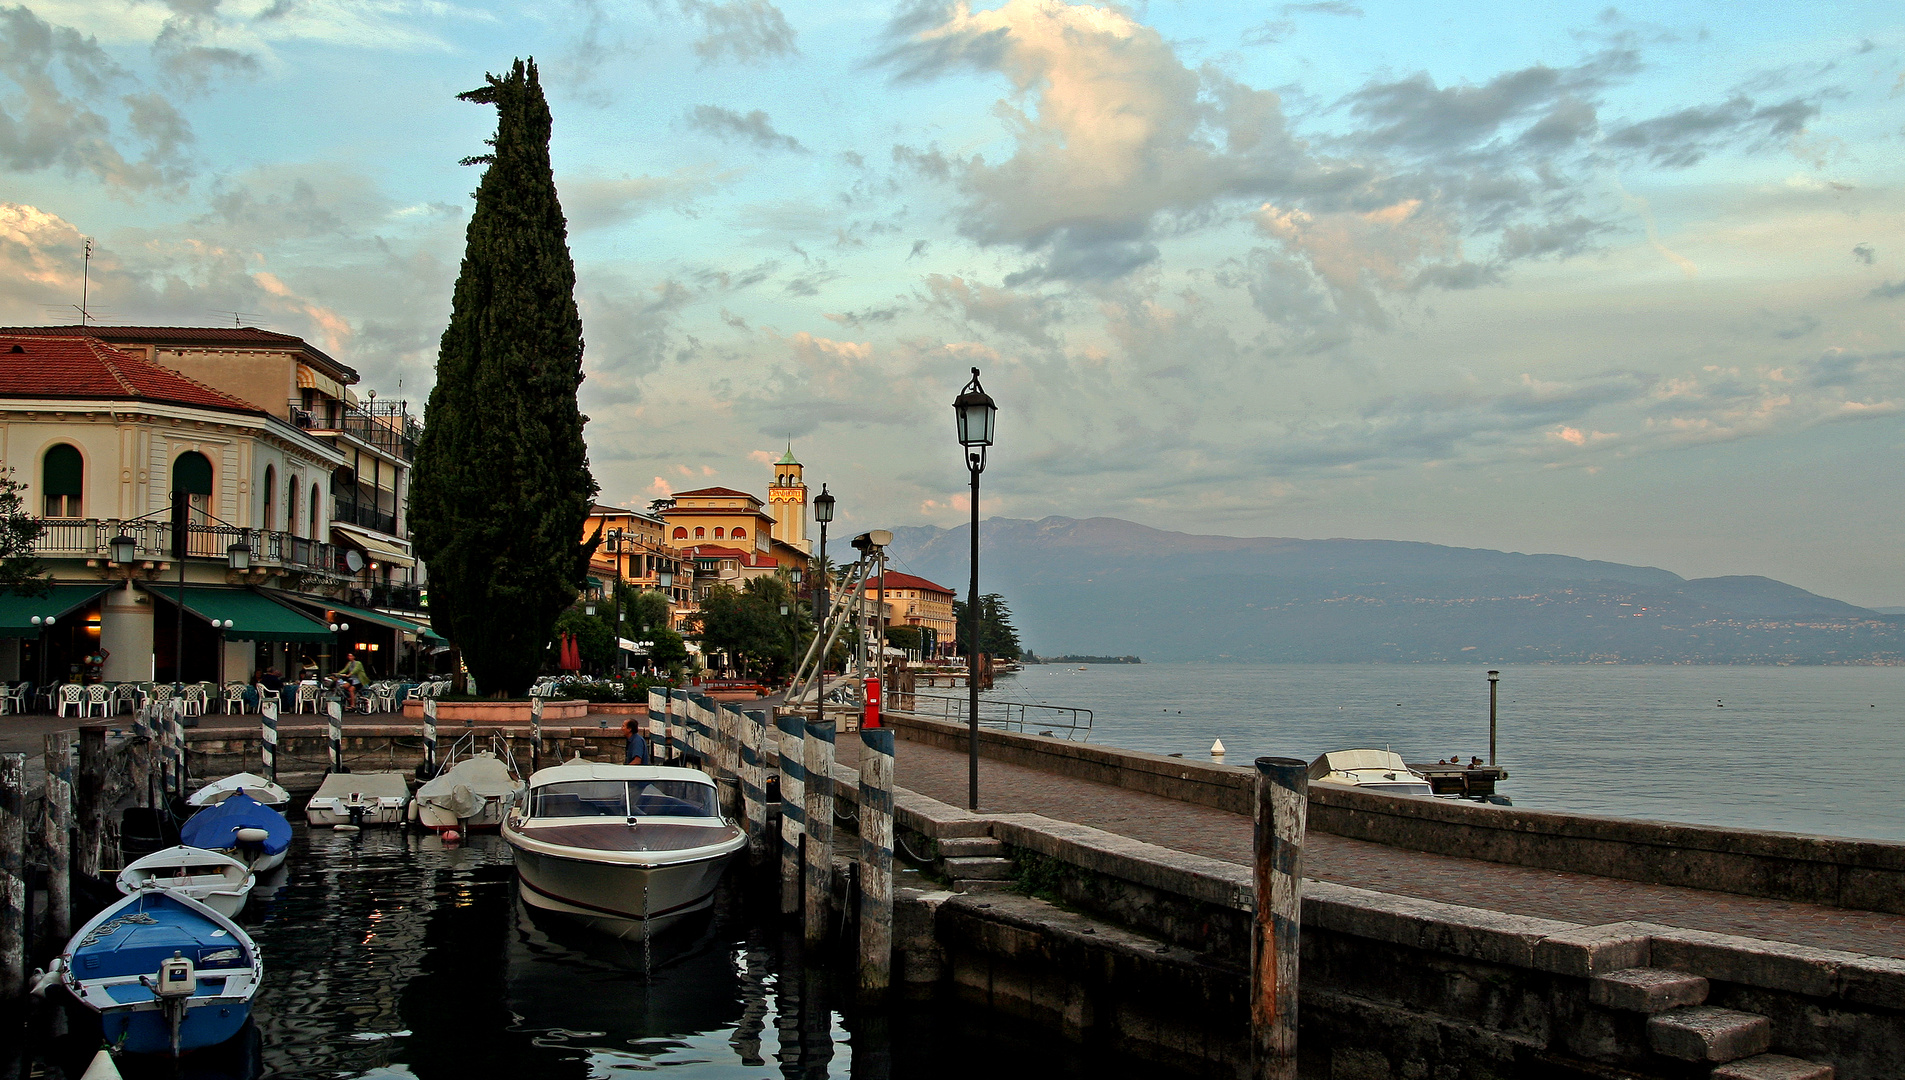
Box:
173;451;214;495
42;444;82;496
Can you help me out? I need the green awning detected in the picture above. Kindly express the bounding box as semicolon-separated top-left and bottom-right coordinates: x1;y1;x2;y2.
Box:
144;585;335;642
0;583;111;636
268;593;445;643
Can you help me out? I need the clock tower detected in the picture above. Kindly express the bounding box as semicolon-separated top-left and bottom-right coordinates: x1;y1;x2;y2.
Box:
768;444;809;551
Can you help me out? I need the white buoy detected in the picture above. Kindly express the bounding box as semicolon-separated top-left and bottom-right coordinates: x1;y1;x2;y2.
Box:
80;1049;124;1080
1210;738;1227;762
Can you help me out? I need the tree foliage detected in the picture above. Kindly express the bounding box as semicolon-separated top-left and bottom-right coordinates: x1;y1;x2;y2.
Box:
409;58;597;697
552;606;616;670
952;592;1022;660
0;469;46;595
692;575;804;678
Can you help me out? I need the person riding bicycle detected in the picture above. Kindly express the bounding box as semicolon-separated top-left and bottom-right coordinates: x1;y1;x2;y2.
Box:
332;652;369;710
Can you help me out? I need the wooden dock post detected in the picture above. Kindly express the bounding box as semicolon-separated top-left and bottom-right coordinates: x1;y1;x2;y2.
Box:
776;710;806;916
43;732;74;942
260;699;279;784
1;752;25;1005
802;718;835;947
327;700;344;774
156;703;175;797
742;709;769;865
1252;756;1308;1080
422;697;438;776
858;727;895;998
130;706;153;811
1488;669;1501;765
530;695;544;774
171;702;189;796
76;725;107;879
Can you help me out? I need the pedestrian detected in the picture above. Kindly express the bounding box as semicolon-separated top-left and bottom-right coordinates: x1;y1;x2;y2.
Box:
624;716;648;765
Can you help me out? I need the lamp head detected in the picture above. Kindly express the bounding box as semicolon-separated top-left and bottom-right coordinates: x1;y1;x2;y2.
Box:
953;367;998;448
813;484;836;524
110;534;137;565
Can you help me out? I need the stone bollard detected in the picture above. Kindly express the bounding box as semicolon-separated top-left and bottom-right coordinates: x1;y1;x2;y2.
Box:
1252;756;1308;1080
422;697;438;777
802;719;836;946
327;701;344;774
530;695;544;774
776;710;806;916
43;732;74;942
1;752;24;1005
858;727;896;998
742;710;769;865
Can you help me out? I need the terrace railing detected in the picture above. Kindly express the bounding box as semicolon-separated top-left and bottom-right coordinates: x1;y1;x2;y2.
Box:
33;518;350;576
904;691;1094;742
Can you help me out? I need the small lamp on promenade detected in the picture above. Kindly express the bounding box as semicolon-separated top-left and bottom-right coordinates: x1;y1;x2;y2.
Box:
953;366;997;812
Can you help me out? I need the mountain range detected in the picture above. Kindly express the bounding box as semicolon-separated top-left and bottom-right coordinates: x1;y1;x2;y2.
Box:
884;517;1904;664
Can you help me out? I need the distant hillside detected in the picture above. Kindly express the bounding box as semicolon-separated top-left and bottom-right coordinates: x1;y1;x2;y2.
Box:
885;517;1903;664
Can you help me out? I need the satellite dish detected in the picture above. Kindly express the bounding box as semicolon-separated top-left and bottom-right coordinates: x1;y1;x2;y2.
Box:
345;550;365;573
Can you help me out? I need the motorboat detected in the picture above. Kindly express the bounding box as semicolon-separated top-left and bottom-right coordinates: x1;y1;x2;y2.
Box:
414;750;524;833
180;792;291;873
1308;749;1434;796
57;888;262;1055
116;847;255;919
305;772;410;828
187;773;290;811
503;760;745;938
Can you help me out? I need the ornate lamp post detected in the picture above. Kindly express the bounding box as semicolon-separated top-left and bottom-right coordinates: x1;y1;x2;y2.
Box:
811;485;835;720
953;366;998;811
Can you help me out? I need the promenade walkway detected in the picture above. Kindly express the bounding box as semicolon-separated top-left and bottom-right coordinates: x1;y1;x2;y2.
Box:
841;734;1905;960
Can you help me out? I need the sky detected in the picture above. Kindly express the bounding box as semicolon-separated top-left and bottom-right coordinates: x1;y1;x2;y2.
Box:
3;0;1903;605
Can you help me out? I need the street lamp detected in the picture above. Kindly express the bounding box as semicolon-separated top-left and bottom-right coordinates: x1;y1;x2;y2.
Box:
31;614;55;693
227;539;251;572
811;484;835;721
953;366;997;812
110;534;137;566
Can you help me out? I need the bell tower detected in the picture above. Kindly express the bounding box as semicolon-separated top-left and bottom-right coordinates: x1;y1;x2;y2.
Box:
768;443;809;551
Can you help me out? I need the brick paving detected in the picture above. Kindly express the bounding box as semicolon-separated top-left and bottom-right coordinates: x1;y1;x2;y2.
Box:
860;734;1905;959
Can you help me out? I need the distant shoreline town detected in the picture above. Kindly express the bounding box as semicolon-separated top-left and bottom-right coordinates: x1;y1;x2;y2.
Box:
1027;653;1142;665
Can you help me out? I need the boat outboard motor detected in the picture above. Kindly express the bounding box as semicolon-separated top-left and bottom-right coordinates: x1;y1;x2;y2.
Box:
141;950;197;1056
345;790;368;829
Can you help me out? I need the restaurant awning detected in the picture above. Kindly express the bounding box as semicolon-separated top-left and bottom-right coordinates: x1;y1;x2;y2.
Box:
331;524;415;568
0;583;112;636
141;585;335;642
269;593;445;643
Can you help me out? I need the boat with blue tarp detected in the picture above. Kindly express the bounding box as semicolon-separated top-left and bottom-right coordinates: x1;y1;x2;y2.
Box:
181;792;291;873
58;889;263;1056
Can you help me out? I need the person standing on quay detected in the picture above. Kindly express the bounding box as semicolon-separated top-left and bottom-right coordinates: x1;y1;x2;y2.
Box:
623;716;647;765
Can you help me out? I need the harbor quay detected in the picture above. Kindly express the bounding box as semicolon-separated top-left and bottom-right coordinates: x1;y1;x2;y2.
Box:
6;701;1902;1080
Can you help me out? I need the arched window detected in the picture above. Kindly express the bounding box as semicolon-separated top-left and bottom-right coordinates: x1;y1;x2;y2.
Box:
694;527;705;539
172;451;213;525
287;477;301;537
730;527;746;540
309;483;320;538
673;527;688;539
262;465;276;531
42;444;82;517
713;527;724;539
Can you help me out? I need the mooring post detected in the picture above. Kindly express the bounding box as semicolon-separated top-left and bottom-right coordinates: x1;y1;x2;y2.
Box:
1252;756;1308;1080
155;703;175;797
171;700;189;796
327;700;344;774
777;710;806;916
664;689;678;765
76;725;107;879
720;705;744;820
742;710;769;864
260;699;279;784
530;695;544;774
422;697;438;776
858;727;895;998
1487;669;1501;766
647;690;665;765
802;718;835;946
43;732;74;942
1;752;25;1006
130;705;153;811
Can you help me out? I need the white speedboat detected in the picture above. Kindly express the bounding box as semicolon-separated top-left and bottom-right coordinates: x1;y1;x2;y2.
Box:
414;751;524;833
116;846;255;918
1308;749;1433;796
188;772;290;810
305;772;410;827
503;760;745;938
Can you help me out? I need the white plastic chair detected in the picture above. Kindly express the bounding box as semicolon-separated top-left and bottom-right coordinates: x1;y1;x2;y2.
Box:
295;683;319;714
113;684;139;715
147;684;174;711
57;683;85;718
224;682;248;714
84;684;111;718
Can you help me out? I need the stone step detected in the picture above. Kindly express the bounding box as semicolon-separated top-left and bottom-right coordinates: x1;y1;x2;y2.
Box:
951;878;1014;895
1647;1006;1773;1064
937;837;1004;858
1591;968;1710;1014
1711;1054;1835;1080
943;855;1015;881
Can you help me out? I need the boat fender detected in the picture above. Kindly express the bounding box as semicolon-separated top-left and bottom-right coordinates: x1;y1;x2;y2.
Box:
28;957;65;997
79;1049;124;1080
442;829;461;844
235;827;270;844
334;824;360;832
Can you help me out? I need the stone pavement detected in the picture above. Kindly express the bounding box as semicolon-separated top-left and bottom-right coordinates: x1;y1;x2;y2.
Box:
836;732;1905;960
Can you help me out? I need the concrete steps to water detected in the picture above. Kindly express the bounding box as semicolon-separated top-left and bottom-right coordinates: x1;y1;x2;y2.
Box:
1586;968;1834;1078
934;836;1016;893
1710;1054;1836;1080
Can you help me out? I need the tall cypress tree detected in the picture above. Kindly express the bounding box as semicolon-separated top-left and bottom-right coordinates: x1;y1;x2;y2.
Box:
410;58;598;697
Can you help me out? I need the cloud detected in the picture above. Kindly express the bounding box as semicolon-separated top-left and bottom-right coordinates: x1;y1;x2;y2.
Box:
684;104;805;152
1280;1;1362;14
563;167;721;230
1853;243;1875;264
1868;280;1905;301
150;4;261;93
924;274;1063;347
677;0;797;65
1603;94;1821;168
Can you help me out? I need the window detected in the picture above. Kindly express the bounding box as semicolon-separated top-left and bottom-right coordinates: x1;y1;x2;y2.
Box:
731;527;745;539
262;465;276;531
310;483;320;537
172;451;213;524
287;478;301;537
713;527;724;539
673;527;687;539
42;444;82;517
694;527;705;539
530;780;628;818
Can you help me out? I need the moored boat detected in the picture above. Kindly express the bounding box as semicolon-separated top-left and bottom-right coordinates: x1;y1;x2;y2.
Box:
187;773;290;811
59;888;262;1056
503;761;744;938
116;847;254;919
180;792;292;873
414;751;524;833
1308;749;1433;795
305;772;410;827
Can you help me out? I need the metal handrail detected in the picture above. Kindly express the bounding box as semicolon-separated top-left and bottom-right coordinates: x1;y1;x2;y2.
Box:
904;691;1093;741
31;517;350;575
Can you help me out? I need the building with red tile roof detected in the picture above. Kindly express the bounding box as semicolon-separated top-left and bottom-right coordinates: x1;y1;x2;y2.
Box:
0;333;265;415
863;569;958;657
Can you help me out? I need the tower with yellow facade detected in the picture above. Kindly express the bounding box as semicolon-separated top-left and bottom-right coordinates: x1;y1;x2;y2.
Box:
768;444;809;551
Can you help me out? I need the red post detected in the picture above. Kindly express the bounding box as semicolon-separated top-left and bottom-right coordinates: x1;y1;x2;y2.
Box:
862;675;881;729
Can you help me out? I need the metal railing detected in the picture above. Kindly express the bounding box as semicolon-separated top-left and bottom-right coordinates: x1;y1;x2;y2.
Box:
904;691;1094;742
31;518;350;575
332;498;398;536
289;397;421;461
363;582;425;613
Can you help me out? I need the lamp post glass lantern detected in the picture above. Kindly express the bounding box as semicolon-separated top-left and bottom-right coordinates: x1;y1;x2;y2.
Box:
953;366;997;812
110;534;137;565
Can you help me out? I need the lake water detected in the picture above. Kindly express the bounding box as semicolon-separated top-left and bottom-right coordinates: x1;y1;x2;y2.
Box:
979;662;1905;842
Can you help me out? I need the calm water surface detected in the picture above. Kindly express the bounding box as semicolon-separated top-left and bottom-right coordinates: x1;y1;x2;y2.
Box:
981;662;1905;841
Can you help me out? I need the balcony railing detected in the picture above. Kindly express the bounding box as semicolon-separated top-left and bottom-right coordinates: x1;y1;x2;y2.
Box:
332;499;399;537
362;582;426;613
32;518;350;576
289;398;421;462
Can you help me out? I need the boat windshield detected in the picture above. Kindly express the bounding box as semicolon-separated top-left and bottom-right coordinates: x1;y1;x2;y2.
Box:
629;780;718;818
530;781;630;818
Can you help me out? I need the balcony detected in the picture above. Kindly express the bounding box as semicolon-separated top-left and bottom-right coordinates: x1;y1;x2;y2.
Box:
32;518;350;577
332;498;399;537
352;581;426;614
289;397;421;462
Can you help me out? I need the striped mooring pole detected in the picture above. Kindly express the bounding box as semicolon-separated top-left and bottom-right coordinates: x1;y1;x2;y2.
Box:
1252;756;1308;1080
1;752;24;1006
260;699;279;784
801;718;835;947
776;709;806;916
742;710;769;864
44;731;73;942
327;700;344;774
423;697;438;776
171;700;189;797
858;727;896;997
530;695;544;774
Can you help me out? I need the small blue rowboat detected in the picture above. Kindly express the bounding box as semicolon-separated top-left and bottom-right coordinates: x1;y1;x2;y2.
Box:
60;888;263;1056
182;792;291;873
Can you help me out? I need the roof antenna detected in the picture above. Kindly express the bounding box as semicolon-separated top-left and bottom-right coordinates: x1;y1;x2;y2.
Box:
80;237;92;325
